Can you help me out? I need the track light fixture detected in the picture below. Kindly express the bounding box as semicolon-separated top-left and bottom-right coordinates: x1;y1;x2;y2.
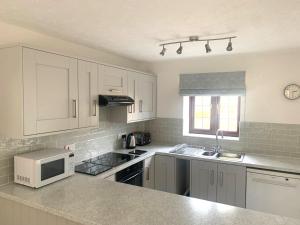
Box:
160;45;166;56
176;43;183;54
205;41;211;53
159;35;236;56
226;38;233;51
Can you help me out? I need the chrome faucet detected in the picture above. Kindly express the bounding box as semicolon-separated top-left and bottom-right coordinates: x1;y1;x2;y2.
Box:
215;129;224;153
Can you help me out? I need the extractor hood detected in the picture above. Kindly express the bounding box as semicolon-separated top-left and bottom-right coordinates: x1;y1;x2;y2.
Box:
99;95;134;107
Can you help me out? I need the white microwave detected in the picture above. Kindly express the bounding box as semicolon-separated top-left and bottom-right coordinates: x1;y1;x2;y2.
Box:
14;148;75;188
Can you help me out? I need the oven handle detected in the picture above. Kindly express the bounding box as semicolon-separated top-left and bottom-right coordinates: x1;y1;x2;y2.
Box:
119;170;144;183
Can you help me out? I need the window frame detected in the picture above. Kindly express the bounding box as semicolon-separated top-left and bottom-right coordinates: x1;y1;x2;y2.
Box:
189;96;241;137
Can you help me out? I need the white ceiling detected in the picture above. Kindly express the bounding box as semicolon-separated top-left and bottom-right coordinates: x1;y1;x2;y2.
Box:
0;0;300;62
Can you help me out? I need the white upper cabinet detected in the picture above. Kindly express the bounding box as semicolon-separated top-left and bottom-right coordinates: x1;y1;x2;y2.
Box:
0;45;153;138
78;60;98;128
127;71;139;122
110;72;157;123
98;65;127;96
136;75;156;120
23;48;79;135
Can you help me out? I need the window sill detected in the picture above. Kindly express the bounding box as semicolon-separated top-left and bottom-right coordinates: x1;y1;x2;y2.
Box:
183;132;239;141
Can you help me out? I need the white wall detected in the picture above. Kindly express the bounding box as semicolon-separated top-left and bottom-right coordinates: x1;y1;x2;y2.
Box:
0;20;150;72
151;49;300;124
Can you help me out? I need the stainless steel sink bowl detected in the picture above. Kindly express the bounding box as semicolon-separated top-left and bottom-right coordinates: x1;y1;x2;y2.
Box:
202;151;216;157
216;152;244;161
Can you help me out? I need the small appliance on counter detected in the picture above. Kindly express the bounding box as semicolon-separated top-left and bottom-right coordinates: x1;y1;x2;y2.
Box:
126;133;136;149
14;149;75;188
134;132;151;146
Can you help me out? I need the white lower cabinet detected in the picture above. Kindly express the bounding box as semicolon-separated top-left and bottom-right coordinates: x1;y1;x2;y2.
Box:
190;160;218;202
190;160;246;207
217;163;246;207
154;155;176;193
143;156;155;189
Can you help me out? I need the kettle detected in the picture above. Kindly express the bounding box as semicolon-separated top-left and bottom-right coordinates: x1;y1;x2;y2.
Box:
126;133;136;149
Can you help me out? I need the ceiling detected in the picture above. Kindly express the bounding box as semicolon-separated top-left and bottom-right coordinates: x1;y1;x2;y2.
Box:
0;0;299;62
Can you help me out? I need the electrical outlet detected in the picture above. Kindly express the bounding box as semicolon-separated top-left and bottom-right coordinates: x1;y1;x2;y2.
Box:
118;133;127;140
64;144;76;151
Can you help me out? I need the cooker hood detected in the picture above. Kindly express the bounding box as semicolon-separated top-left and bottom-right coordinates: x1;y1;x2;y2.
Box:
99;95;134;107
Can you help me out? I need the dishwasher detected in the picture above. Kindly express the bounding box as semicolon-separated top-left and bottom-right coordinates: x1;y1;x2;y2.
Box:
246;168;300;219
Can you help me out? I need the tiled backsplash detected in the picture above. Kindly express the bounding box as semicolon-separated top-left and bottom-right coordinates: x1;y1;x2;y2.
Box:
2;115;300;187
145;118;300;158
0;108;145;186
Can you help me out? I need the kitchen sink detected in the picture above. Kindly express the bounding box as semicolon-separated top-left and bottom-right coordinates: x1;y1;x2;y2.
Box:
201;151;216;157
170;146;205;156
216;152;244;161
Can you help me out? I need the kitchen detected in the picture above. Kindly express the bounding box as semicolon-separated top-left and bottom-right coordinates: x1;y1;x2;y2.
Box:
0;1;300;225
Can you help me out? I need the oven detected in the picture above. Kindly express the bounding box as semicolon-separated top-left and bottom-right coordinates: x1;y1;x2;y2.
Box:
116;161;144;187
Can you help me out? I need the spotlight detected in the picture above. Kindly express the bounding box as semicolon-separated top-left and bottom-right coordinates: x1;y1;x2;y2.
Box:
160;45;166;56
205;41;211;53
176;43;183;54
226;38;233;51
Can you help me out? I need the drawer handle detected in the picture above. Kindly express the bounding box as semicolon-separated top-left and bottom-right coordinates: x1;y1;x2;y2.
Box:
109;89;121;93
72;99;77;118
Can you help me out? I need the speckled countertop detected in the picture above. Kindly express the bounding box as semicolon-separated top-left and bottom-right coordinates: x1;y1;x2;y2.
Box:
1;143;300;225
1;174;300;225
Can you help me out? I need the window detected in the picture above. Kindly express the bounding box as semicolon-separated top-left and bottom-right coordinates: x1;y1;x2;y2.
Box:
189;96;240;137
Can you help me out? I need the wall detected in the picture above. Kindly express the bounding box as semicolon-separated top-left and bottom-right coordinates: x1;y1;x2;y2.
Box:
0;20;150;72
145;119;300;157
151;49;300;124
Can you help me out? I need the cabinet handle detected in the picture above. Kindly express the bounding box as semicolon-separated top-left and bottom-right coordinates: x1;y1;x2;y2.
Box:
139;100;143;112
210;170;214;186
128;105;132;113
93;100;97;116
146;167;150;181
72;99;77;118
109;89;121;93
219;171;224;187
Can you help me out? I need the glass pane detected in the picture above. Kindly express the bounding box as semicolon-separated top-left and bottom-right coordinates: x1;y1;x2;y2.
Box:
219;96;239;132
194;96;211;130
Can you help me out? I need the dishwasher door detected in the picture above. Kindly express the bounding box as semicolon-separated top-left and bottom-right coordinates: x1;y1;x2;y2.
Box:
246;168;300;219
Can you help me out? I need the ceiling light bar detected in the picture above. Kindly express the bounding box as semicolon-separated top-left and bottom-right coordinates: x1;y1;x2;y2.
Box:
159;35;237;56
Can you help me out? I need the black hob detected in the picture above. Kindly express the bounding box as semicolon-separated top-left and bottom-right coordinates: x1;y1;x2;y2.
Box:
75;152;139;176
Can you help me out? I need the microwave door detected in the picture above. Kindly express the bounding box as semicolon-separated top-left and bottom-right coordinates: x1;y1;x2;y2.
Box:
36;155;68;188
41;158;65;181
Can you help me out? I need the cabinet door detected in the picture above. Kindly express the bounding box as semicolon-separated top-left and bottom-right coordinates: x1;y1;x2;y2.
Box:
137;75;156;120
154;155;176;193
23;48;78;135
143;156;155;189
98;65;127;96
217;164;246;207
127;71;139;122
78;60;98;128
190;160;218;201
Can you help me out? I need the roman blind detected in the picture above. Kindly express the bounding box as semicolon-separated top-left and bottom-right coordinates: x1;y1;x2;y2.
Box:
179;71;246;96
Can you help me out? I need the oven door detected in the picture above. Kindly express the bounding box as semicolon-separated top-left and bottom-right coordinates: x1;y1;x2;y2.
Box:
36;155;68;188
119;169;144;186
116;161;144;187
